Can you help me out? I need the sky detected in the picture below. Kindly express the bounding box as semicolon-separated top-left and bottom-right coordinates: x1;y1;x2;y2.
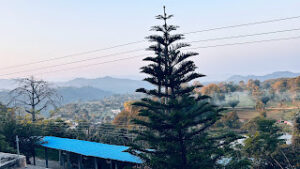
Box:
0;0;300;82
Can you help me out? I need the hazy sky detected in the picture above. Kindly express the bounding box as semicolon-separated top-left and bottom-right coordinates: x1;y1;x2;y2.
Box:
0;0;300;82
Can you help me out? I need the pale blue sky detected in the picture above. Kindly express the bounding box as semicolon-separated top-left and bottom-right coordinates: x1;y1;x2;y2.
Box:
0;0;300;81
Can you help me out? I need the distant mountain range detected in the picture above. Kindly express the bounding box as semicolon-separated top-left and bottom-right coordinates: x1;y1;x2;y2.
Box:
0;79;19;90
56;76;151;94
0;76;152;104
0;86;113;104
57;86;113;104
0;72;299;104
0;76;151;93
226;71;300;83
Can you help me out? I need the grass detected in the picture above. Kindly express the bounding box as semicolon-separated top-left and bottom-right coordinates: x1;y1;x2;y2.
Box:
225;92;255;107
236;109;296;121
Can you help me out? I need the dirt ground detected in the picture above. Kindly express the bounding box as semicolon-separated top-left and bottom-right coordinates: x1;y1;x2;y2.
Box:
22;157;60;169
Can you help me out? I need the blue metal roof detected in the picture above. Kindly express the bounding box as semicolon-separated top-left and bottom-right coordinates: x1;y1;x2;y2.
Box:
41;136;142;164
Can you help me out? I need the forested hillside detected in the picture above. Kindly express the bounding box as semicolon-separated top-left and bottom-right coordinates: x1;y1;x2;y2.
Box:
57;86;113;104
56;93;144;123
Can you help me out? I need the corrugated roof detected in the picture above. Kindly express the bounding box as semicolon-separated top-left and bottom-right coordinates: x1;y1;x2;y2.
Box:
41;136;142;164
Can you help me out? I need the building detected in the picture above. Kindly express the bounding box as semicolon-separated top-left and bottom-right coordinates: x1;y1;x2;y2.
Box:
41;136;142;169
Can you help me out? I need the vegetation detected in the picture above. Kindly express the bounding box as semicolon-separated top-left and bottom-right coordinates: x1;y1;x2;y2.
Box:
228;100;240;109
244;118;284;168
243;117;299;168
58;93;143;123
216;111;242;129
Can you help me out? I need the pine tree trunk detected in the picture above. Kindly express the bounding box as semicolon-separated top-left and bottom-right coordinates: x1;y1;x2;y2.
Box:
179;130;187;169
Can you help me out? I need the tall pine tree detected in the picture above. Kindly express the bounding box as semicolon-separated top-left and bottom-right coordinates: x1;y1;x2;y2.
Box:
131;7;241;169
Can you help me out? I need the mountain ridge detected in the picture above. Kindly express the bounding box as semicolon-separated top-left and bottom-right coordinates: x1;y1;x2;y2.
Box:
0;72;299;93
56;76;151;94
226;71;300;83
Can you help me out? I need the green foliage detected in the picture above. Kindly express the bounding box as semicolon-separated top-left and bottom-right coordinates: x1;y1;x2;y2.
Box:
42;118;72;138
292;113;300;153
243;116;299;168
224;144;251;169
90;124;133;146
16;122;42;164
216;111;242;129
260;96;270;105
244;118;285;168
58;94;143;123
227;100;240;109
0;134;15;153
35;147;59;161
0;119;41;164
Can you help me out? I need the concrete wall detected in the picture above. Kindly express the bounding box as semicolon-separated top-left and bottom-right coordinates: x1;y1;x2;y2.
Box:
0;152;26;169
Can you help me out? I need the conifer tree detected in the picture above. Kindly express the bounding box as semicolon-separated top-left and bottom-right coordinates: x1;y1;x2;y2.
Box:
131;7;241;169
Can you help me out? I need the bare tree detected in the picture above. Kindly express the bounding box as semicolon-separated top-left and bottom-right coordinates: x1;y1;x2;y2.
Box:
9;76;61;121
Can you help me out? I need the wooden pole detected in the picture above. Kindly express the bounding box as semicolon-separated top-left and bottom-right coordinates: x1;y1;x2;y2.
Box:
45;148;48;168
67;152;71;169
16;136;20;155
110;160;113;169
94;158;98;169
78;155;83;169
62;153;66;169
59;150;62;166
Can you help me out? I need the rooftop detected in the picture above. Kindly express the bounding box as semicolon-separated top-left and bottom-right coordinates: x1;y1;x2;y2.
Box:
41;136;142;164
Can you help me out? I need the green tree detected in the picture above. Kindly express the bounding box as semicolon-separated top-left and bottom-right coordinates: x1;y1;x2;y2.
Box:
0;103;17;152
0;118;42;165
91;124;132;146
216;111;242;129
16;121;42;165
260;96;270;106
43;118;71;137
228;100;240;109
244;118;284;168
0;134;14;153
130;7;240;169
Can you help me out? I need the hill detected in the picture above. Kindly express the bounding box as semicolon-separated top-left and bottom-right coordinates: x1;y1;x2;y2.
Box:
0;79;18;90
227;71;300;83
0;86;113;105
56;76;151;94
0;76;151;94
57;86;113;104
